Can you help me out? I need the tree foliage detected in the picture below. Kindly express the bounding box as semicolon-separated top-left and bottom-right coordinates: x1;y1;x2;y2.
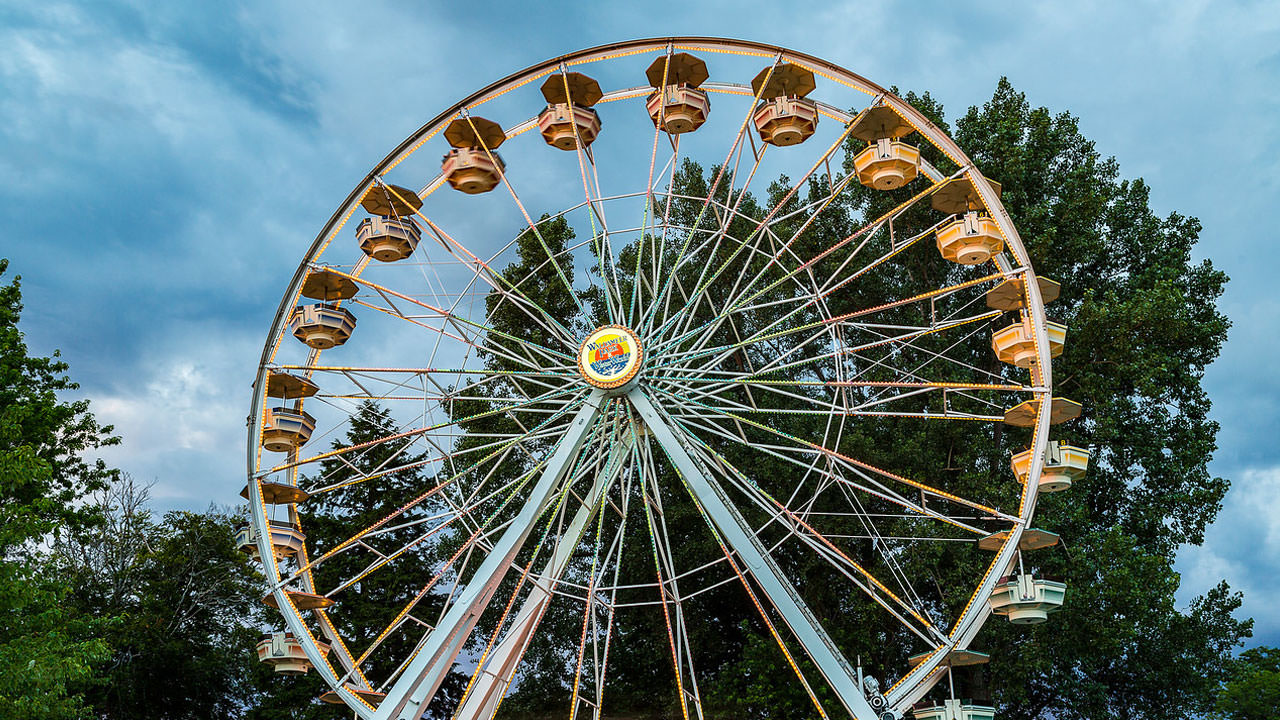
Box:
1214;646;1280;720
940;79;1243;720
0;259;113;718
702;79;1247;720
0;259;118;535
56;477;264;719
462;79;1247;720
282;400;466;719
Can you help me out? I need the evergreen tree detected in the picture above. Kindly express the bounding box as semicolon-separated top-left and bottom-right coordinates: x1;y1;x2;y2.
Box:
267;400;467;719
450;215;589;714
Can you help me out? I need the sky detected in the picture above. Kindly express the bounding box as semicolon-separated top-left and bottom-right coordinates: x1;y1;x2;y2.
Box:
2;0;1278;646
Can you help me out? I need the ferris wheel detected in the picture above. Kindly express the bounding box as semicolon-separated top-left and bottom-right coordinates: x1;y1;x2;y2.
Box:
240;38;1088;720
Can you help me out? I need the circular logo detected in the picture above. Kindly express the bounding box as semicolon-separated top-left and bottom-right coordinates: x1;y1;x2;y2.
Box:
578;325;643;390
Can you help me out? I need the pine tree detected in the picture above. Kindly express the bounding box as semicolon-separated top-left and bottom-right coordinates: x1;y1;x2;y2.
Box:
293;400;466;718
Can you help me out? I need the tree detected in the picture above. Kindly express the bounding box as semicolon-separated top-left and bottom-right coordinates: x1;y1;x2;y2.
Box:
0;258;115;719
0;258;118;531
56;476;265;719
943;79;1245;720
710;80;1248;719
479;78;1247;720
1214;646;1280;720
0;452;109;719
449;215;591;715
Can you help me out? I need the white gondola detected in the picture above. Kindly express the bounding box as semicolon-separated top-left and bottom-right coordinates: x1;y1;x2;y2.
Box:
539;104;602;150
848;105;920;189
441;116;507;194
754;96;818;146
910;649;995;720
538;70;604;150
356;215;421;262
256;631;329;675
235;520;306;562
853;138;920;189
991;314;1067;368
442;147;506;194
1011;440;1091;492
937;212;1004;265
646;86;710;134
750;63;818;146
913;699;997;720
287;304;356;350
988;573;1066;624
644;53;711;134
260;406;316;453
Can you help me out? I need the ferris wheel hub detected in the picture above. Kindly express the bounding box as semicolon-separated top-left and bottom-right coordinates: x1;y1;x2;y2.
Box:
578;325;643;392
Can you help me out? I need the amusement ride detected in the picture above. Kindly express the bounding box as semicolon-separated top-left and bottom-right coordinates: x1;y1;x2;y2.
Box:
240;38;1088;720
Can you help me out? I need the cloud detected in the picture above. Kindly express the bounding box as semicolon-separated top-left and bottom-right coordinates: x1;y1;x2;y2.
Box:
1;2;323;366
1177;465;1280;645
90;320;262;507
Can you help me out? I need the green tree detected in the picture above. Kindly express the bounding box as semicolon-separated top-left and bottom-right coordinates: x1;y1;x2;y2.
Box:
946;79;1244;720
0;259;118;531
56;476;265;719
0;454;108;719
505;78;1246;719
0;259;115;719
698;79;1248;719
451;215;590;715
710;79;1248;719
1214;646;1280;720
315;78;1247;720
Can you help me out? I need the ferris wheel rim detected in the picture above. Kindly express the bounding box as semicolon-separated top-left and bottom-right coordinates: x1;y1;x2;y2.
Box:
244;36;1060;720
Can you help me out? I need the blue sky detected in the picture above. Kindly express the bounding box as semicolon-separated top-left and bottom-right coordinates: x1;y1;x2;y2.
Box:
3;0;1278;645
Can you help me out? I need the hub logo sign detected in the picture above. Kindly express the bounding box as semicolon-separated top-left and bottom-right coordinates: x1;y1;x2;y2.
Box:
588;334;630;378
578;326;643;389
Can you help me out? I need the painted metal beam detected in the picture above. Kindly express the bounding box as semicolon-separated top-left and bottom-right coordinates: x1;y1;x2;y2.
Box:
374;392;606;720
453;428;634;719
628;389;879;720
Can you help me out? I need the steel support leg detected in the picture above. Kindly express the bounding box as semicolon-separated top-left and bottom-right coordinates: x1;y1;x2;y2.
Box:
454;431;633;719
628;389;879;720
374;393;606;720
